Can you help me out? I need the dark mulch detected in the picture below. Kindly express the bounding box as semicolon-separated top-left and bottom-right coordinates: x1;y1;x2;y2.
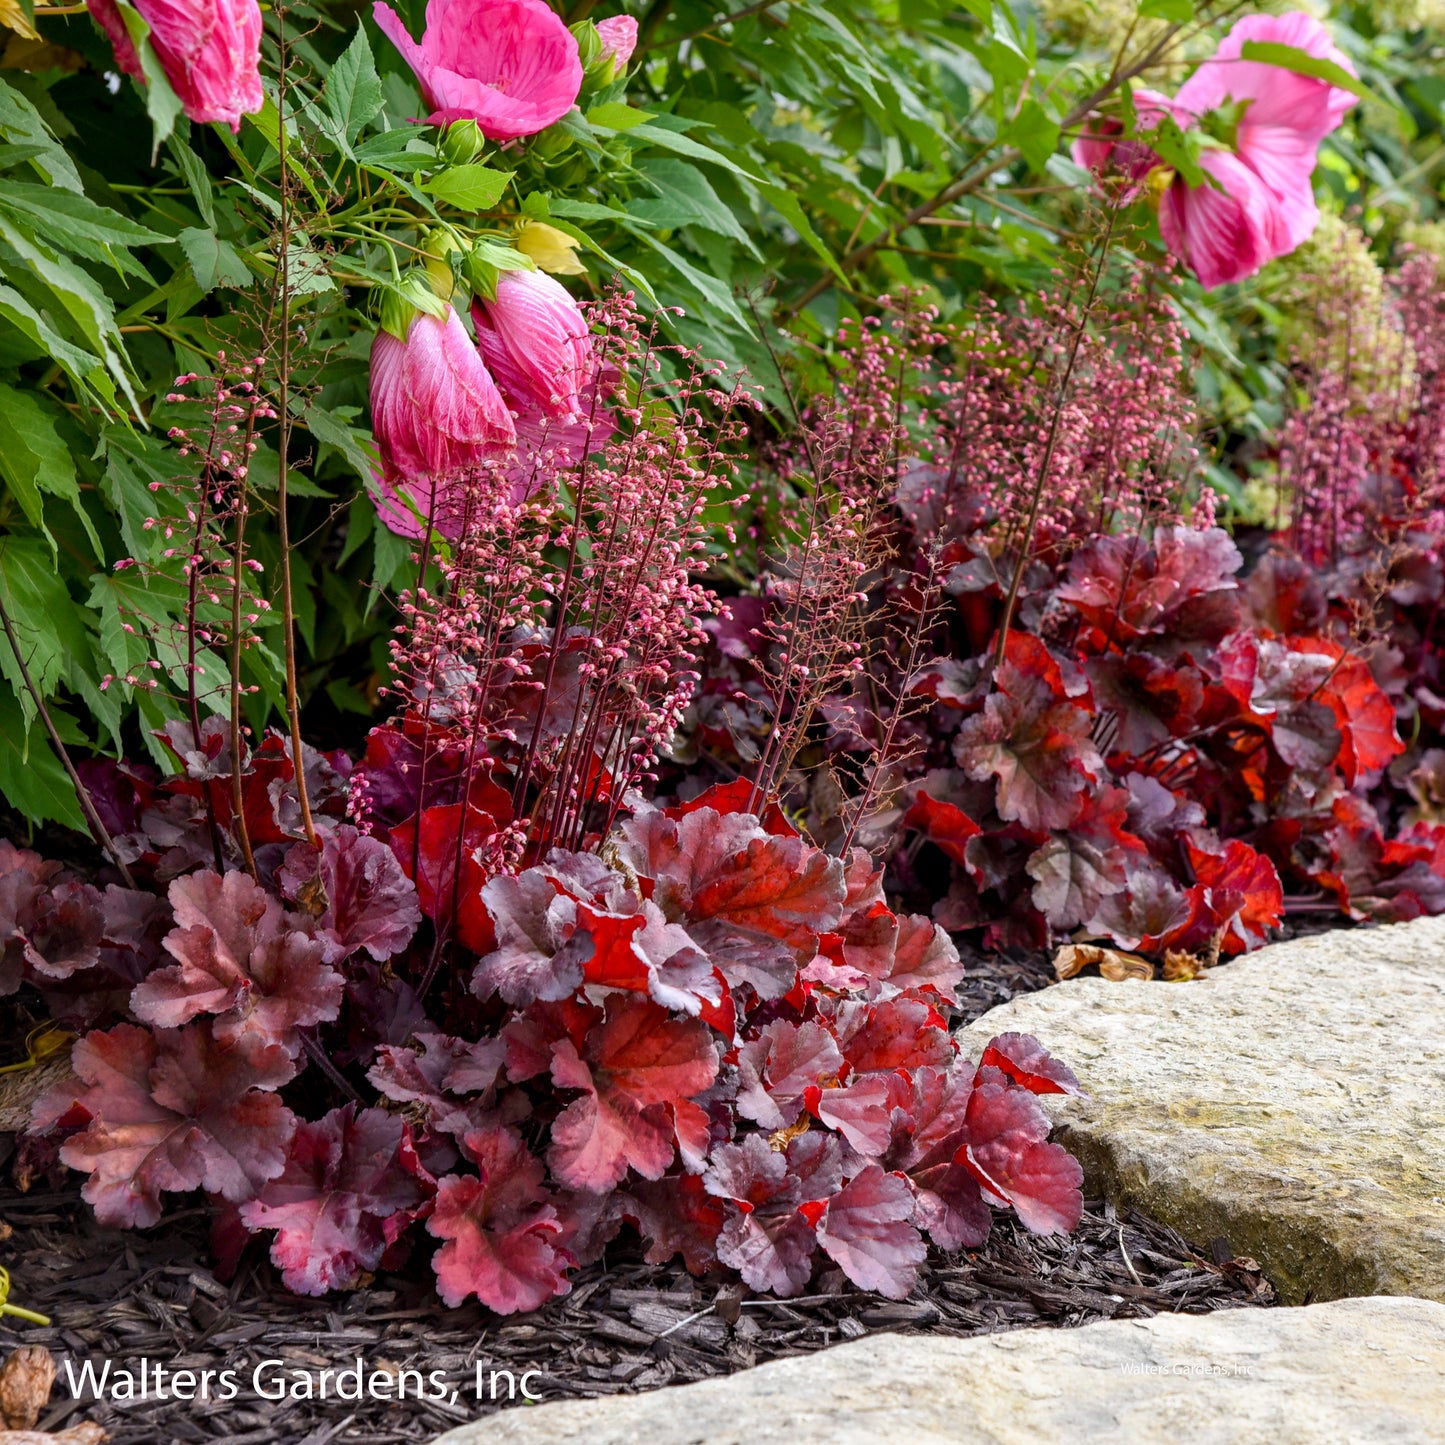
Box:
0;946;1279;1444
0;1185;1273;1445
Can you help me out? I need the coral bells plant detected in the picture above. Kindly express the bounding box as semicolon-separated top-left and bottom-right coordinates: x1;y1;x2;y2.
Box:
4;286;1089;1310
689;262;1445;970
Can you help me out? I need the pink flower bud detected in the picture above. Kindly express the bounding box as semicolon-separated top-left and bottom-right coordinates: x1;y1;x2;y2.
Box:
595;13;637;68
86;0;264;133
373;0;582;140
369;305;516;489
471;269;592;421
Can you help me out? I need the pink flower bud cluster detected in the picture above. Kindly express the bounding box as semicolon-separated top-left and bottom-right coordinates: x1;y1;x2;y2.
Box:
380;290;751;854
910;270;1203;561
1277;251;1445;567
103;355;275;708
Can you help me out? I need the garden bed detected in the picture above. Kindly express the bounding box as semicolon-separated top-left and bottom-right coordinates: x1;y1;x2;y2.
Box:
0;947;1273;1444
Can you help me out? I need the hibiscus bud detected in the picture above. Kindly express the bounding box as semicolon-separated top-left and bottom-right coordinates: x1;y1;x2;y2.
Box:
373;0;583;142
595;14;638;70
85;0;264;133
472;269;593;422
461;237;535;301
570;17;605;70
369;304;516;485
514;219;588;277
439;118;485;166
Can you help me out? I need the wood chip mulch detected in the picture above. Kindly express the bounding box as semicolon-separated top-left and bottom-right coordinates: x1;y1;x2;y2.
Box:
0;947;1276;1444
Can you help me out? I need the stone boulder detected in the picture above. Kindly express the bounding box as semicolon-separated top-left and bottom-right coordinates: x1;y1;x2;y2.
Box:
959;918;1445;1304
431;1296;1445;1445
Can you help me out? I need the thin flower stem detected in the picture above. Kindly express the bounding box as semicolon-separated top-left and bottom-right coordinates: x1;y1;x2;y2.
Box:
0;594;137;887
272;3;319;851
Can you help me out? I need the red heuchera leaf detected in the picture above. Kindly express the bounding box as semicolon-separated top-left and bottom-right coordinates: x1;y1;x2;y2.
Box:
0;841;63;994
1288;637;1403;784
471;869;591;1006
978;1033;1084;1097
53;1022;296;1228
805;1075;895;1155
625;1173;725;1274
389;802;503;955
367;1033;513;1138
735;1020;843;1131
960;1072;1084;1235
1084;652;1206;755
703;1134;820;1297
829;997;953;1075
132;871;343;1055
619;805;845;1000
902;784;981;866
238;1105;429;1295
872;914;964;999
1026;786;1146;932
954;635;1102;832
669;780;798;838
278;826;422;963
1087;858;1192;951
1313;795;1445;922
809;1164;926;1300
428;1127;574;1312
16;880;106;980
1056;526;1242;645
884;1064;990;1250
548;996;719;1192
1175;838;1284;954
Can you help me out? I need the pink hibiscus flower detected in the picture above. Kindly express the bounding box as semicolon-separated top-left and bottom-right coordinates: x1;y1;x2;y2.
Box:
373;0;583;141
87;0;264;133
370;304;516;492
1074;11;1358;288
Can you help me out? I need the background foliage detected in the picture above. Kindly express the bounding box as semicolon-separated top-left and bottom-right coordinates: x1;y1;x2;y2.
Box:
0;0;1442;833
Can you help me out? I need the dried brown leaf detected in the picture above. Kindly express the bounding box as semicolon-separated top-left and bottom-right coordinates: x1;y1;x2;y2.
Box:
0;1347;55;1431
0;1426;108;1445
1162;949;1200;982
1054;943;1153;981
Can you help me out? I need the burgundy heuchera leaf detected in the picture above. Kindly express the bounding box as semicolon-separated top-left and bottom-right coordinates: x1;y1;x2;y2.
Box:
548;995;719;1192
239;1104;430;1295
51;1021;296;1228
428;1127;574;1313
133;870;343;1055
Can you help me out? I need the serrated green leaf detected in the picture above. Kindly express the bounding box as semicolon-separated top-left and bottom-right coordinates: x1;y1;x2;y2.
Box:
1008;99;1060;174
168;128;217;228
306;403;379;488
0;535;93;725
177;227;253;291
422;164;514;211
0;383;93;554
0;685;85;830
324;25;384;152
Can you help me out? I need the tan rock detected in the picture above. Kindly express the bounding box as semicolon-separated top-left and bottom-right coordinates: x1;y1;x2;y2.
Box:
959;917;1445;1305
429;1296;1445;1445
